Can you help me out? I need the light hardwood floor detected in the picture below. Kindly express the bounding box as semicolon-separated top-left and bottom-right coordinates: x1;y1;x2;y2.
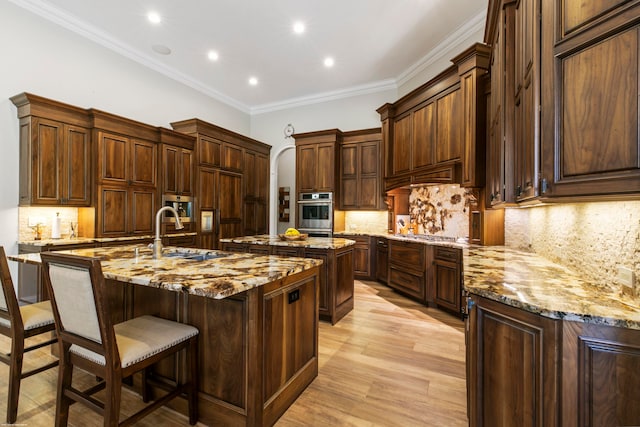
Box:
0;280;468;426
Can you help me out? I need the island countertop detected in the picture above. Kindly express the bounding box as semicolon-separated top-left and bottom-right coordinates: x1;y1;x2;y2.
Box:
463;245;640;330
220;234;356;249
9;244;322;300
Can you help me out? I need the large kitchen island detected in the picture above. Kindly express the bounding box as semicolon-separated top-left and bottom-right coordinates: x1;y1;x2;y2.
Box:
10;245;322;427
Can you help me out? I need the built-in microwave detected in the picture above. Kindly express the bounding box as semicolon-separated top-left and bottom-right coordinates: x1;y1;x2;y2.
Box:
297;192;333;232
162;195;194;223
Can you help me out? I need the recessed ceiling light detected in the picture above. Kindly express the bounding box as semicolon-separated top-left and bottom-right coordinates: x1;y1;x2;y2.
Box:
207;50;219;61
293;21;305;34
324;57;335;68
152;44;171;55
248;77;258;86
147;11;161;24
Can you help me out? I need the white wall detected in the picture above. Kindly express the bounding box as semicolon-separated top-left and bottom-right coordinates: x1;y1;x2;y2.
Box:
0;1;249;273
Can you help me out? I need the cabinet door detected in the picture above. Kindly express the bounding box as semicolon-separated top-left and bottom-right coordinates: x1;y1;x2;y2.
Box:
296;145;317;193
435;89;462;164
163;145;179;194
434;260;460;315
31;118;63;204
375;240;388;284
180;148;194;196
199;168;217;210
222;143;244;172
218;171;243;241
63;124;91;206
198;135;221;167
315;143;335;192
468;296;560;427
392;114;412;175
130;139;157;187
304;249;330;316
412;101;435;170
98;186;128;236
340;144;358;209
130;188;155;235
98;132;128;184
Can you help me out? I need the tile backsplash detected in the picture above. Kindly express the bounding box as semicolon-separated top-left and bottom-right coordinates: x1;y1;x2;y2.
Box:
505;201;640;289
18;207;79;241
409;184;472;238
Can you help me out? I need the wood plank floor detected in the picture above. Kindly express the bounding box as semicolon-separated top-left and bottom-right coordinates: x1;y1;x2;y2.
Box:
0;280;467;426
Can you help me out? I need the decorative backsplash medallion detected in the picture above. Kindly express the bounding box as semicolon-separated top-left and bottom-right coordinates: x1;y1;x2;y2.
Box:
409;185;472;238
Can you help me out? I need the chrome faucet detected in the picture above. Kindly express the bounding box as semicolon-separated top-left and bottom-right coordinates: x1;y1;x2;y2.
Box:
153;206;184;259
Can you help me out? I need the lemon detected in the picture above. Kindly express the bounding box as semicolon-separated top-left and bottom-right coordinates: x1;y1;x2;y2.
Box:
285;228;300;236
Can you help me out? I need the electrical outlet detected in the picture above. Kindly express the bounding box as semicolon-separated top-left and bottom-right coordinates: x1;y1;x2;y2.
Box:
617;266;636;294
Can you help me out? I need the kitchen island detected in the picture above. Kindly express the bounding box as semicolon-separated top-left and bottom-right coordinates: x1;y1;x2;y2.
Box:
220;235;355;324
463;245;640;427
10;244;322;427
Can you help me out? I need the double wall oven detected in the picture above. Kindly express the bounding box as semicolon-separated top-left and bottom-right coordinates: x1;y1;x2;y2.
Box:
297;192;333;237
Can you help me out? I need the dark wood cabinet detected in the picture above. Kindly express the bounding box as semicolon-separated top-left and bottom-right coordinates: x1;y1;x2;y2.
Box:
171;119;271;248
11;93;92;206
467;295;560;427
339;129;383;210
159;129;195;197
539;1;640;199
387;240;430;303
378;44;489;192
341;235;373;280
244;150;269;236
375;238;388;284
294;130;339;194
433;246;462;317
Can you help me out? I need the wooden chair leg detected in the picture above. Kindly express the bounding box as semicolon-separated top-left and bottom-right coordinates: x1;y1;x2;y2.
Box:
55;351;73;427
104;374;122;427
141;367;150;403
6;337;25;424
188;337;199;425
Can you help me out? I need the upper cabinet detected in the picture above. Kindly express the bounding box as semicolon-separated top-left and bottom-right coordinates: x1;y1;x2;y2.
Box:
339;128;384;210
159;128;195;197
294;129;339;194
378;44;490;191
539;0;640;199
486;0;640;203
11;93;91;207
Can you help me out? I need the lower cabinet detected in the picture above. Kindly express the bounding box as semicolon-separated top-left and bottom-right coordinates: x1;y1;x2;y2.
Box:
375;238;388;284
387;240;430;303
467;295;560;427
433;246;463;317
341;235;374;280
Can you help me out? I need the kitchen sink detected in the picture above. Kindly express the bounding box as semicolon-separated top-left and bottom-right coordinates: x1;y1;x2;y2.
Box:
163;251;228;261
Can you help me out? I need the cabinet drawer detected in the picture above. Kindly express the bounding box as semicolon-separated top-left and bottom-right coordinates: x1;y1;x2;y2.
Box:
272;247;305;257
434;246;461;262
389;266;424;300
388;240;425;270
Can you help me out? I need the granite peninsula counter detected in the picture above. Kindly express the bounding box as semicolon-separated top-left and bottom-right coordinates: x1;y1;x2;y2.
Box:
220;235;355;324
10;244;322;427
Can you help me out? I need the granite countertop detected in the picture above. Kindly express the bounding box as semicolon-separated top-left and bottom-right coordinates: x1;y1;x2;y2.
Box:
18;233;197;247
333;231;468;249
463;245;640;330
9;244;322;300
220;234;356;249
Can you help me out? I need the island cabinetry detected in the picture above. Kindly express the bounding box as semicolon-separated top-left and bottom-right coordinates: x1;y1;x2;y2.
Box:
561;320;640;427
159;128;195;197
467;295;560;427
294;129;339;194
539;0;640;198
387;240;432;303
433;246;463;317
339;129;384;210
375;237;388;284
11;93;92;207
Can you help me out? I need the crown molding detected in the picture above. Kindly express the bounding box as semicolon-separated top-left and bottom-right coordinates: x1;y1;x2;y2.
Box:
9;0;251;114
395;9;486;88
250;79;397;115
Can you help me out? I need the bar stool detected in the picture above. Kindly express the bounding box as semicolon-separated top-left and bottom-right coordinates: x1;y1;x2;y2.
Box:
0;246;58;424
40;251;199;427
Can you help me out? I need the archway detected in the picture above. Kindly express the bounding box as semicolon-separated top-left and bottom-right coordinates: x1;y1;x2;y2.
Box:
269;143;295;234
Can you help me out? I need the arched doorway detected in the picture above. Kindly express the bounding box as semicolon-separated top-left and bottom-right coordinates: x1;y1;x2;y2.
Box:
269;143;295;234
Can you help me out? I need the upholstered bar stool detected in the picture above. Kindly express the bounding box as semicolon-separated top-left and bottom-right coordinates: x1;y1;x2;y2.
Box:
40;251;199;427
0;246;58;424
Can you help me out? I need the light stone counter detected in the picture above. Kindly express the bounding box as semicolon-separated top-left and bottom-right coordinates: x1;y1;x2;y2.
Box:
463;245;640;330
18;232;197;247
9;244;322;300
220;234;356;249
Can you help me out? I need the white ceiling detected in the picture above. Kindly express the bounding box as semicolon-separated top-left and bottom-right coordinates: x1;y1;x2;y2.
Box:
13;0;487;113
